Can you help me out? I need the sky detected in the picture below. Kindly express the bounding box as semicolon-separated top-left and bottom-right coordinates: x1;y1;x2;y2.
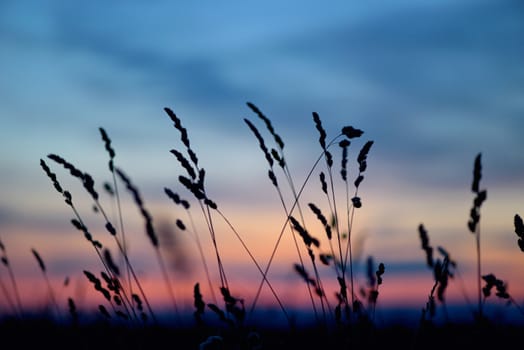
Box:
1;0;524;326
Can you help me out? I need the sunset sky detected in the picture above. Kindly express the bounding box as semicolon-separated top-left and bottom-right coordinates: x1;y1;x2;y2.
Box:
1;1;523;325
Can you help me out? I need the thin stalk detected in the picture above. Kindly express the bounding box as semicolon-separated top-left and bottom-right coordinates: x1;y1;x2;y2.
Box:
91;198;157;325
199;201;228;291
248;166;317;323
0;274;17;317
215;208;291;325
69;204;138;323
249;135;344;316
5;258;23;316
154;248;180;319
476;226;482;319
110;169;132;302
185;209;217;304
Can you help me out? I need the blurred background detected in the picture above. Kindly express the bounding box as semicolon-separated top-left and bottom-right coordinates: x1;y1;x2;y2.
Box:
1;0;523;326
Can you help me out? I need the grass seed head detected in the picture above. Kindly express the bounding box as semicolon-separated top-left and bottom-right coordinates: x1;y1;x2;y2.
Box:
312;112;327;150
341;126;364;139
31;248;46;272
472;153;482;193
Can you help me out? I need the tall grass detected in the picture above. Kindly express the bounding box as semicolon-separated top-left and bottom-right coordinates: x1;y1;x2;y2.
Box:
0;103;522;349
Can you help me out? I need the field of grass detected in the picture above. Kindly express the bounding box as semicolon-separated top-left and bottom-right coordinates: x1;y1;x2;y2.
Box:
1;103;524;349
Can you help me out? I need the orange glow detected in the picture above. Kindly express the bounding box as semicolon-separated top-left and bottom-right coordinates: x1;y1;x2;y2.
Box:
2;165;524;326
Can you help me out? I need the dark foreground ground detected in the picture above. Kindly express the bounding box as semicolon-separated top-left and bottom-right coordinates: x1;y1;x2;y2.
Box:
0;317;522;350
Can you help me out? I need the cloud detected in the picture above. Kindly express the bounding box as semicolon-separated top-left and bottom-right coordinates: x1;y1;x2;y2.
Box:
1;0;523;192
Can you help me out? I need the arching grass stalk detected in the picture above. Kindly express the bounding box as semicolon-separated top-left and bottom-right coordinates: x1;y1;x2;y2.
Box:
30;248;61;320
245;105;373;326
40;158;139;324
44;155;157;324
312;113;371;318
115;167;180;320
166;106;290;326
243;111;318;322
164;107;231;311
99;127;133;300
164;188;217;304
341;139;374;308
214;207;291;326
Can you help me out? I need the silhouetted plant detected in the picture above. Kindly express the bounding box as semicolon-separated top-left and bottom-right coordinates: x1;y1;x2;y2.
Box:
244;103;377;329
482;273;524;316
468;153;487;320
12;102;521;350
164;106;288;329
42;154;155;324
0;236;23;317
513;214;524;252
31;248;61;319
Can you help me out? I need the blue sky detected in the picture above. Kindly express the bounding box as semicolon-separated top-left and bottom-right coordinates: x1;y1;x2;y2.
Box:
1;0;524;316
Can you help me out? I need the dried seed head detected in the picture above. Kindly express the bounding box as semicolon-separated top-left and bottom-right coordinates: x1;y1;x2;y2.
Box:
116;168;158;248
312;112;327;150
204;198;218;210
472;153;482;193
289;216;320;248
246;102;285;150
31;248;46;272
98;304;110;318
40;159;63;194
164;188;180;204
514;214;524;252
68;297;78;321
179;175;205;200
319;254;332;265
293;263;316;287
271;148;285;168
325;150;333;168
103;182;114;196
99;127;115;172
164;188;185;209
376;262;385;285
474;190;487;208
341;126;364;139
47;154;83;179
357;141;374;173
319;172;327;194
103;248;120;276
418;224;434;268
308;203;332;240
339;140;350;181
268;170;278;187
351;196;362;208
84;270;100;285
99;127;115;159
170;149;197;180
176;219;186;231
354;175;364;188
82;173;99;200
193;283;205;314
132;293;143;310
514;214;524;238
105;222;116;236
164;107;191;149
244;118;273;167
63;191;72;205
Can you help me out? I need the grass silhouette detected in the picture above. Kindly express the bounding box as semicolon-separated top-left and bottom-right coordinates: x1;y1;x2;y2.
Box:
0;103;523;349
